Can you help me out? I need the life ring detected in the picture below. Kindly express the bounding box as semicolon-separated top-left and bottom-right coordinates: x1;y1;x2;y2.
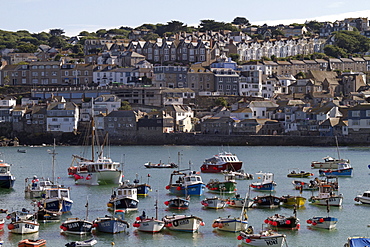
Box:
173;220;178;227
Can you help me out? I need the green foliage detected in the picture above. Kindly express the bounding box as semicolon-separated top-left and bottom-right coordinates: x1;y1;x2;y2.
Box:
324;45;347;58
120;101;132;110
16;43;37;53
215;97;228;107
199;20;238;32
272;29;285;38
143;33;160;41
332;31;370;54
305;20;324;33
232;17;250;26
295;72;306;79
229;53;240;61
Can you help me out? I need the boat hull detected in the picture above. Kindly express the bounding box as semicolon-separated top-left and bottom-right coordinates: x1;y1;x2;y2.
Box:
37;208;62;222
43;198;73;213
309;196;343;206
201;162;243;173
265;215;300;230
8;221;39;234
213;218;248;232
280;196;306;208
75;170;122;185
108;198;139;211
254;196;281;208
94;217;129;233
227;198;254;208
61;219;93;235
201;198;226;209
163;215;203;232
0;175;15;189
250;182;275;192
166;198;190;210
319;168;353;177
18;239;46;247
168;183;206;196
135;219;165;233
206;181;237;193
239;231;286;247
134;184;151;196
307;216;337;229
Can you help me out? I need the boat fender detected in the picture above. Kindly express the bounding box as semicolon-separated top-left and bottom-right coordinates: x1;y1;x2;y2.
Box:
173;220;178;227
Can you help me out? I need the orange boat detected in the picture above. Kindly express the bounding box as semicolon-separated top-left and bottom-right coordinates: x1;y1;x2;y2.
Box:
18;239;46;247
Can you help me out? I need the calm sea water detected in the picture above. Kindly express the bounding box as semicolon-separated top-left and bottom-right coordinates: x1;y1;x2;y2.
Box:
1;145;370;247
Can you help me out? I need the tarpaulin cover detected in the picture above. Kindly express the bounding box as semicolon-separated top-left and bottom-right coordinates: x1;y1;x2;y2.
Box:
350;238;370;247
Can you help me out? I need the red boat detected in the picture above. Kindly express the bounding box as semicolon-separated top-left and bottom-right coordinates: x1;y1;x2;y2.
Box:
200;152;243;173
0;218;4;230
18;239;46;247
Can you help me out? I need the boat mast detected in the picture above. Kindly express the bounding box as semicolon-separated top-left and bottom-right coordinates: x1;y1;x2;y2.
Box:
48;139;57;184
335;136;341;160
155;190;158;220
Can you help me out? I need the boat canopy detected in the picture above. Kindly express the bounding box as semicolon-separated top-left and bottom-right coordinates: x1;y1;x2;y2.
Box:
349;237;370;247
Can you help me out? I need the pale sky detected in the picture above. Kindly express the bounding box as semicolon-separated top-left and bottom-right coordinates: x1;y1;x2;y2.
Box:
2;0;370;36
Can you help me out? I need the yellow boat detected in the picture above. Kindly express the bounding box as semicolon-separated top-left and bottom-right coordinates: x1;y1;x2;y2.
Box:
280;195;306;207
287;169;313;178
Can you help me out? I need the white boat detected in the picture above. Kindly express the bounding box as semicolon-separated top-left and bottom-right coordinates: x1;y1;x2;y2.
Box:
250;172;276;192
309;184;343;206
0;161;15;189
162;214;204;232
107;181;139;211
223;170;253;180
201;197;226;209
70;123;123;185
133;198;164;233
65;238;97;246
7;210;39;234
60;198;93;235
311;156;349;169
238;229;287;246
307;198;337;230
200;151;243;173
355;190;370;204
344;237;370;247
227;193;254;208
24;176;54;198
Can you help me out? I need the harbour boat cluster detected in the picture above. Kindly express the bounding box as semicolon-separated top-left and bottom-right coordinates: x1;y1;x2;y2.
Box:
0;144;368;246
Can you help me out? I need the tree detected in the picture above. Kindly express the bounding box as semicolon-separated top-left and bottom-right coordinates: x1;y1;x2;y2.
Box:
165;21;187;33
215;97;228;107
16;43;37;53
272;29;285;38
120;101;132;110
229;53;240;62
295;72;306;79
49;29;65;37
232;17;250;26
199;20;238;32
143;33;160;41
324;45;347;58
332;31;370;54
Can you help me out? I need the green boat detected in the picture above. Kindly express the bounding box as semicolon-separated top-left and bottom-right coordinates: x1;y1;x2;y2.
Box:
206;174;237;193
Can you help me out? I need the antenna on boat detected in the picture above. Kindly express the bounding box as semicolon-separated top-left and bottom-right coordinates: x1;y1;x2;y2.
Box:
47;139;57;184
155;190;159;220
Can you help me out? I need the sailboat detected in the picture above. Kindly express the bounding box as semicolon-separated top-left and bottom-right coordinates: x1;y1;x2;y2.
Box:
60;198;93;235
69;117;123;185
133;192;165;233
38;141;73;215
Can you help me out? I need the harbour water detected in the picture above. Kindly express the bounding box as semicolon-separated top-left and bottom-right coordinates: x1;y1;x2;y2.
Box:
1;144;370;246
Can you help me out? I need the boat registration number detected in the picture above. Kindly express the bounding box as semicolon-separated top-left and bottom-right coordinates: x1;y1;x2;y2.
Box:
264;238;278;246
178;219;189;225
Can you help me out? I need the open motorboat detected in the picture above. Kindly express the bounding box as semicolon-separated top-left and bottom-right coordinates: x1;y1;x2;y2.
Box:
93;210;129;234
309;183;343;207
144;161;178;168
107;180;139;211
206;173;237;194
65;238;97;247
7;210;39;234
133;199;164;233
166;170;206;196
237;228;287;246
280;195;306;208
354;190;370;204
201;197;226;209
264;211;300;230
164;197;190;210
226;194;254;208
223;170;253;180
250;172;276;192
253;195;281;208
287;169;313;178
18;239;46;247
162;214;204;232
200;151;243;173
307;198;338;230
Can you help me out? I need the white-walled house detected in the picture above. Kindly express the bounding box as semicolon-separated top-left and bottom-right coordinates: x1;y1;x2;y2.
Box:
248;101;279;119
94;94;121;115
46;102;79;132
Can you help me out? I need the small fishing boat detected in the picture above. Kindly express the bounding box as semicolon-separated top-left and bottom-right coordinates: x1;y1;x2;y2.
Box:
344;237;370;247
201;197;226;209
107;180;139;211
319;162;353;177
133;174;151;196
36;207;62;222
144;161;178;168
280;195;306;208
0;161;15;189
18;239;46;247
264;212;300;230
200;151;243;173
164;197;190;210
223;170;253;180
24;176;54;198
93;210;129;234
250;172;276;192
40;186;73;213
166;170;206;196
311;156;349;169
60;198;93;235
237;228;287;246
65;238;97;247
162;214;204;232
133;198;165;233
307;199;338;230
206;173;237;194
309;183;343;206
0;218;4;230
287;169;313;178
7;210;39;234
292;179;319;191
226;194;254;208
354;190;370;204
17;149;27;153
253;195;281;208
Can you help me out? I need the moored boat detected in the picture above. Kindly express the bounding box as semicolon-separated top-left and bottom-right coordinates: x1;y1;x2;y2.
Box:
223;170;253;180
354;190;370;204
0;218;4;230
237;229;287;246
107;181;139;211
93;210;129;234
309;184;343;206
7;210;39;234
292;179;319;191
311;156;349;169
36;207;62;222
226;194;254;208
60;217;93;235
0;161;15;189
201;197;226;209
306;216;338;230
133;199;165;233
166;170;206;196
162;214;204;232
250;172;276;192
253;195;281;208
40;186;73;213
344;237;370;247
65;238;97;247
287;169;313;178
319;162;353;177
24;176;54;198
206;174;237;194
264;213;300;230
18;239;46;247
200;151;243;173
144;161;178;168
280;195;306;208
164;197;190;210
133;174;151;197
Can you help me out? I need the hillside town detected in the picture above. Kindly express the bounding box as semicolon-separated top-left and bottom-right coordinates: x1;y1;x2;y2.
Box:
0;17;370;145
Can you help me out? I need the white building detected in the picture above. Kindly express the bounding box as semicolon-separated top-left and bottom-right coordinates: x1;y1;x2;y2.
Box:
46;102;79;132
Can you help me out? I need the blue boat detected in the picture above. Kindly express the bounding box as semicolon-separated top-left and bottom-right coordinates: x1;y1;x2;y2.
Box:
133;174;151;197
345;237;370;247
0;161;15;189
319;163;353;177
166;170;206;196
41;186;73;213
93;210;129;233
250;172;276;192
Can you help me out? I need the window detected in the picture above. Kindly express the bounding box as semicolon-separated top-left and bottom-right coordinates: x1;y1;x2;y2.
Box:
352;120;360;126
352;111;360;117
